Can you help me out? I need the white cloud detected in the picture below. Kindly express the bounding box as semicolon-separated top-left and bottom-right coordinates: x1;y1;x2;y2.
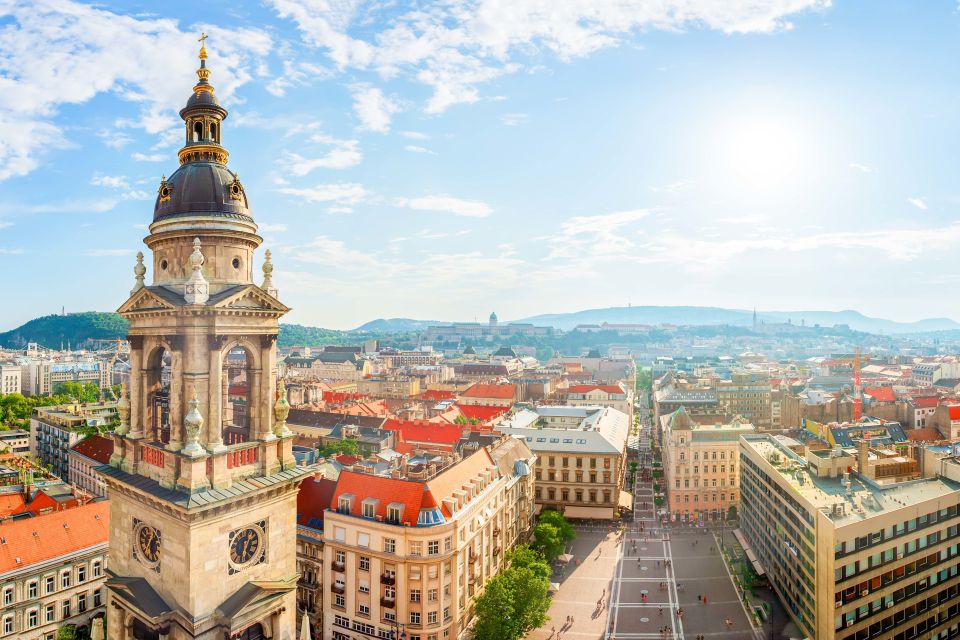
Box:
908;197;928;210
399;131;429;140
544;209;654;262
0;0;272;181
404;145;436;155
350;84;400;133
279;183;367;205
326;206;354;215
650;179;694;194
258;223;288;232
278;134;362;174
719;215;766;225
97;129;133;149
849;163;877;173
272;0;829;114
0;222;13;231
502;113;529;126
84;249;135;257
395;195;493;218
132;152;166;162
91;174;130;189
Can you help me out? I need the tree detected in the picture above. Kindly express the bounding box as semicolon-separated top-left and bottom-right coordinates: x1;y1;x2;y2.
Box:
473;573;521;640
538;509;575;544
473;565;551;640
316;438;360;458
532;522;565;563
56;625;77;640
507;545;551;580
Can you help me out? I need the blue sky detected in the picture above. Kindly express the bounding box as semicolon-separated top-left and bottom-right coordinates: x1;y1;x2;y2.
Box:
1;0;959;330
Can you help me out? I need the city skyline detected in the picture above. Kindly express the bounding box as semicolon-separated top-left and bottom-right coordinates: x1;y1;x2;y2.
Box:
1;0;959;330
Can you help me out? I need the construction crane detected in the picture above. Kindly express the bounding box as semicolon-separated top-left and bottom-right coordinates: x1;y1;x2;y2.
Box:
826;349;870;421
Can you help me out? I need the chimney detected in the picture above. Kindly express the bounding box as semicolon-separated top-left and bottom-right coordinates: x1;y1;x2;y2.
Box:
857;439;869;476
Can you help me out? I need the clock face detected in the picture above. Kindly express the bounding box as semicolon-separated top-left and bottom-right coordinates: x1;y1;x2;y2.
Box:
230;526;263;566
133;520;161;568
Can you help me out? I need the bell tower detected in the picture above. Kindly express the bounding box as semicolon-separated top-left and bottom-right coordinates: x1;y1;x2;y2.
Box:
100;36;308;640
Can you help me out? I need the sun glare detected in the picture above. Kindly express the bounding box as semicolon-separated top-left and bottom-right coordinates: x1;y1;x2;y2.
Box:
710;111;814;195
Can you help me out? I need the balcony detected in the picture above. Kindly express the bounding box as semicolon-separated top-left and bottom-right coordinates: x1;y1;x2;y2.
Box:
380;596;396;608
331;584;345;595
380;573;396;586
332;561;345;573
493;527;501;537
493;546;501;556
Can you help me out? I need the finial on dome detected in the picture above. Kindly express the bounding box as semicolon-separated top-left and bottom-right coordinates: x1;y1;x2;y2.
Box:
194;32;212;90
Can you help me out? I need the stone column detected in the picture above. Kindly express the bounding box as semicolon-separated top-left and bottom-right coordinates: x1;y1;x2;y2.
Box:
167;339;184;451
252;366;270;441
206;336;226;452
128;338;144;439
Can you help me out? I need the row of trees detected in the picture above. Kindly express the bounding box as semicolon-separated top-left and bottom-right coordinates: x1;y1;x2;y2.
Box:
316;438;360;458
473;510;576;640
0;383;120;431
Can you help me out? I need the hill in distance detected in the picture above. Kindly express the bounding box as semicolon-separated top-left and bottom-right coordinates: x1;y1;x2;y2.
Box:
515;306;960;334
351;318;446;332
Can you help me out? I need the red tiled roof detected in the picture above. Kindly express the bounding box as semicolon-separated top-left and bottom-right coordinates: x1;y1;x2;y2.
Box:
567;384;624;395
948;405;960;421
865;387;896;403
71;435;114;465
907;427;942;442
335;455;359;466
0;501;109;573
384;420;464;448
0;494;25;518
456;404;508;423
912;396;940;409
332;471;426;525
420;390;457;402
297;476;338;529
461;383;517;400
323;391;367;404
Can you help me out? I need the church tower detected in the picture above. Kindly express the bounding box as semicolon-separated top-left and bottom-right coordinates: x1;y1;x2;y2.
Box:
100;36;307;640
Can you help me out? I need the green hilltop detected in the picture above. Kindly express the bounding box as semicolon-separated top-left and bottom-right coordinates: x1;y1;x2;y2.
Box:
0;313;381;349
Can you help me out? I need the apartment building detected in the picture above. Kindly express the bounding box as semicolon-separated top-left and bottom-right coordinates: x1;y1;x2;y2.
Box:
320;436;535;640
30;403;116;482
67;435;113;499
0;500;109;640
717;371;772;429
0;364;21;395
357;376;422;399
660;407;755;522
0;430;30;455
496;406;630;519
739;434;960;640
565;383;635;421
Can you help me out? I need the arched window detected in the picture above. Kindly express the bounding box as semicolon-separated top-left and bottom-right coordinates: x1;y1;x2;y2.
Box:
210;122;218;142
222;346;252;444
193;121;202;142
145;347;171;444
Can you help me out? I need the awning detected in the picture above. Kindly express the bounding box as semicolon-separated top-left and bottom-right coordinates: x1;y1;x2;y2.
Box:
549;582;561;594
745;548;758;564
557;553;574;564
562;506;614;519
751;559;766;576
733;529;750;550
618;491;633;510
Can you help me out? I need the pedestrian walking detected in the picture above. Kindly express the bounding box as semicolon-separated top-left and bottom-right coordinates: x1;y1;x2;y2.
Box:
703;595;708;604
697;594;701;602
658;605;663;615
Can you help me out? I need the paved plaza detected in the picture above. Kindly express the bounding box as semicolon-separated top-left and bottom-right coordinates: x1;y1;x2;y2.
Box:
527;403;762;640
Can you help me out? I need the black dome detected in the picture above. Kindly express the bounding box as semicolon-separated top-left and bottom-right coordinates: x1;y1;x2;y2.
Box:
153;161;251;223
183;89;221;110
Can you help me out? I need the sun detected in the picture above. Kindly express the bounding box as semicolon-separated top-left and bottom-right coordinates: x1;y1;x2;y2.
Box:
710;110;814;195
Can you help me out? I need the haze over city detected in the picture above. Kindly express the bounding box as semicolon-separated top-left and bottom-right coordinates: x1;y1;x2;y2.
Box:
1;1;959;330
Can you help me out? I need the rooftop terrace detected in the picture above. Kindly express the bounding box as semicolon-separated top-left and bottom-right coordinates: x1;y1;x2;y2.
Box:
743;435;960;527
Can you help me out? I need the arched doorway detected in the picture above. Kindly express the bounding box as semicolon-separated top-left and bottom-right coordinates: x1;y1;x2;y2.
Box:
145;346;171;445
239;622;264;640
222;346;252;444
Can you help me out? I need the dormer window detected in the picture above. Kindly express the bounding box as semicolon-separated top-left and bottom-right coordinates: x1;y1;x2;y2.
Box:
387;503;403;524
337;494;354;514
362;497;379;519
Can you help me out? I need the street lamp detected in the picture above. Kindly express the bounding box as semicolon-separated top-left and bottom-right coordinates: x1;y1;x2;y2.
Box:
389;621;406;640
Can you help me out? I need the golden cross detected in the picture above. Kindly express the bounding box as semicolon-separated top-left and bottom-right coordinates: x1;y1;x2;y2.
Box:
198;32;208;46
